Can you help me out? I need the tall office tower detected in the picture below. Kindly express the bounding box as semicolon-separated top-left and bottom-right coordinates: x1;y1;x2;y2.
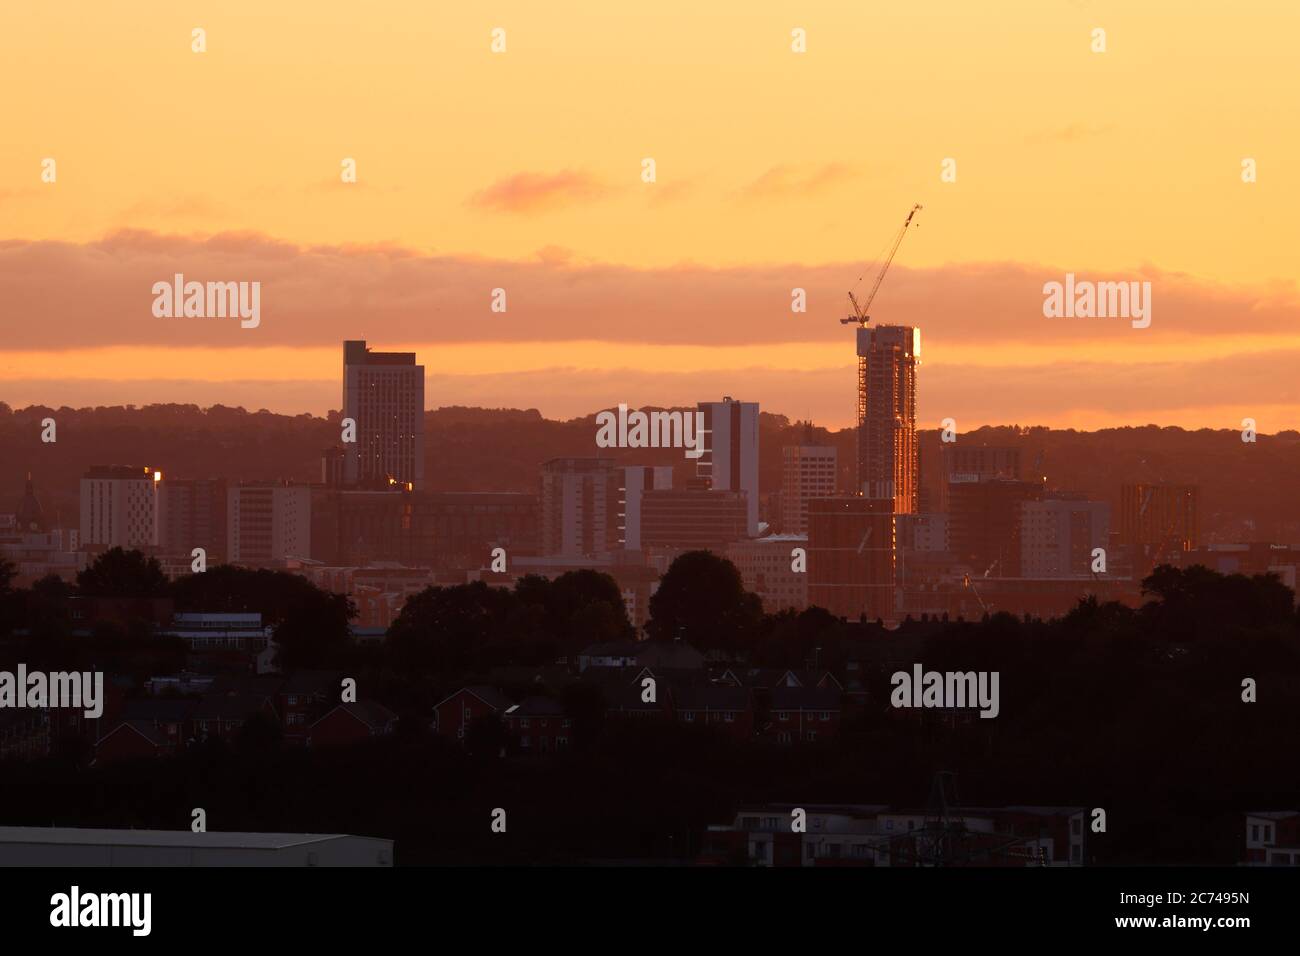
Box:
1020;496;1110;579
540;458;621;557
856;325;919;513
938;444;1021;511
1119;483;1199;552
697;397;760;536
620;465;673;550
807;497;896;623
342;340;425;490
227;482;312;566
781;445;837;534
80;465;160;549
159;478;228;562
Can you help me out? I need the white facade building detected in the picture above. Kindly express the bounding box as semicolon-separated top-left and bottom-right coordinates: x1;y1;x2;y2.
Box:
1020;498;1110;578
227;483;311;566
79;465;159;549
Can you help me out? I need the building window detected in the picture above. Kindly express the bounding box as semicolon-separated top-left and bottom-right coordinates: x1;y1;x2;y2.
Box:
520;718;529;728
682;711;695;722
724;712;735;722
1251;825;1259;842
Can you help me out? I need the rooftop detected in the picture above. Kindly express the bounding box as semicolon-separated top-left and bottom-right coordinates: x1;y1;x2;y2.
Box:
0;827;382;850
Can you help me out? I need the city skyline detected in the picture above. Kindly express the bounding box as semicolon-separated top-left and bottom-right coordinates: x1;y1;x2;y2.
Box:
3;1;1299;891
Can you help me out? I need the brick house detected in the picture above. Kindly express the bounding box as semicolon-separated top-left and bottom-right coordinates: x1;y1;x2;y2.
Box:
191;692;279;742
502;697;571;755
768;687;841;744
116;698;196;752
672;686;753;741
47;675;130;753
94;720;172;763
1244;811;1300;865
308;701;398;748
433;686;513;743
278;671;341;745
604;679;673;723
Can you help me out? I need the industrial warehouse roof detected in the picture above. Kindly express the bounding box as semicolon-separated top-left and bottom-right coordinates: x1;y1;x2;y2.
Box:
0;827;387;849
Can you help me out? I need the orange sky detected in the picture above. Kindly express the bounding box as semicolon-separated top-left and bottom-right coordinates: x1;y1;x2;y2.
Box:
2;1;1298;430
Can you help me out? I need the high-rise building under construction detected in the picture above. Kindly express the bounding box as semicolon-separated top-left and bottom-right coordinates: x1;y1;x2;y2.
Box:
856;325;920;514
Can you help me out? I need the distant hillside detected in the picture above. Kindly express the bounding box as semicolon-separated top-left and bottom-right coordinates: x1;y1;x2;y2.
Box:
2;402;1298;544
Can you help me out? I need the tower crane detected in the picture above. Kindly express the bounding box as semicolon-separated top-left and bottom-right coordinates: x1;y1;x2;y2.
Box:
841;203;922;327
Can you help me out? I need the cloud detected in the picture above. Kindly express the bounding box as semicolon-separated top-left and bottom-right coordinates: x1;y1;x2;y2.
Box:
1025;123;1115;146
0;187;45;202
646;178;696;206
119;195;227;221
469;169;608;213
739;163;858;200
0;230;1296;357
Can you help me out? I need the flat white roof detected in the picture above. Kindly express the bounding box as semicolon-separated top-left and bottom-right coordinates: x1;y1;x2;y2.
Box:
0;827;387;849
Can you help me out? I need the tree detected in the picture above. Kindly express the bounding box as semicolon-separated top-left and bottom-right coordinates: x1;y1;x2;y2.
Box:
546;569;631;652
386;581;516;673
25;574;74;640
645;551;762;651
1141;564;1296;635
76;548;167;597
0;559;18;637
172;564;326;622
235;710;284;757
273;589;355;671
169;564;356;670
